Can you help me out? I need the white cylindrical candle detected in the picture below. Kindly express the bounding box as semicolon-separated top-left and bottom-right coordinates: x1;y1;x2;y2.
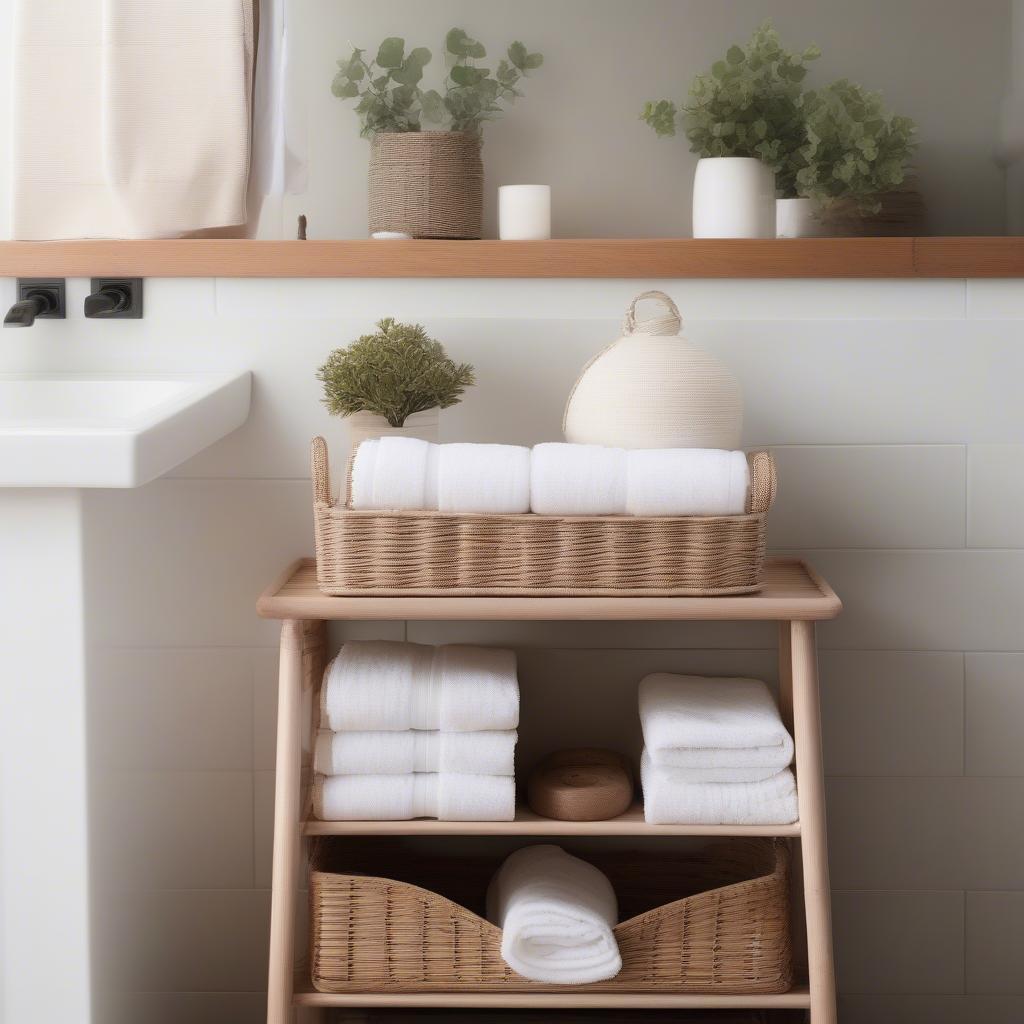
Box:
498;185;551;240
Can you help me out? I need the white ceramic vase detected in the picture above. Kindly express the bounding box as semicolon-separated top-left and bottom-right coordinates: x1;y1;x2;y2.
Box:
776;197;828;238
563;290;743;450
346;409;440;453
692;157;776;238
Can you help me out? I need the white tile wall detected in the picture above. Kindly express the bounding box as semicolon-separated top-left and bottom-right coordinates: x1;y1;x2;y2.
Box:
61;273;1024;1022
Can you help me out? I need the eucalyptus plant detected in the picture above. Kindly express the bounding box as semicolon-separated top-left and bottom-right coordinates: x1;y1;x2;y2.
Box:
794;80;917;212
318;319;475;427
332;28;543;138
641;23;820;196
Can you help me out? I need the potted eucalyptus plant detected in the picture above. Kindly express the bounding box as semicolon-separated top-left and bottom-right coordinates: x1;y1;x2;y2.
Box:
318;318;475;449
642;23;819;238
332;28;543;239
786;79;918;236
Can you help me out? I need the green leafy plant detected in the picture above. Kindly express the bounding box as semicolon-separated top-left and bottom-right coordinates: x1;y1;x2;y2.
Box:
332;28;543;138
794;80;917;212
641;23;820;196
318;319;475;427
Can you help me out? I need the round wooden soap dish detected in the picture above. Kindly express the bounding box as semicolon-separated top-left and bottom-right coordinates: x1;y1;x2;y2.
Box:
527;748;634;821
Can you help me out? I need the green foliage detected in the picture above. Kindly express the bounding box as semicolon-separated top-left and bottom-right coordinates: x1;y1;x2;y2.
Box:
641;23;819;195
331;28;543;138
317;319;475;427
794;80;917;211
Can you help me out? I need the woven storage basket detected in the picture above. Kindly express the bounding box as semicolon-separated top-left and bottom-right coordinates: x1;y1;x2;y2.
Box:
309;838;792;994
369;131;483;239
311;437;776;596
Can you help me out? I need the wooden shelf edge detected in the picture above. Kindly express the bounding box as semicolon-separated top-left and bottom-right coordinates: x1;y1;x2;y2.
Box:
302;803;801;837
0;237;1021;278
292;983;812;1008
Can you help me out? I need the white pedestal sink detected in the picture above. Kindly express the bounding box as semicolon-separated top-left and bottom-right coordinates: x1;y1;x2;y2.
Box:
0;372;251;1024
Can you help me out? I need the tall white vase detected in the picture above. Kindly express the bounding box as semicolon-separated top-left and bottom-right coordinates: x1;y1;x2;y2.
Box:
692;157;776;238
776;197;828;238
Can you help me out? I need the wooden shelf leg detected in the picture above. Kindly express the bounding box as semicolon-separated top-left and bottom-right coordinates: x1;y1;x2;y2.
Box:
790;620;837;1024
267;620;306;1024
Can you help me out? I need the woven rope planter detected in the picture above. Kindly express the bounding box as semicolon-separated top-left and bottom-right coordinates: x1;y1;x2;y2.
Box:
311;436;775;596
369;131;483;239
309;838;792;994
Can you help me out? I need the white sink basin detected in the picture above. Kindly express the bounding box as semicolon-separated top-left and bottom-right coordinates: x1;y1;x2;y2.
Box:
0;371;251;487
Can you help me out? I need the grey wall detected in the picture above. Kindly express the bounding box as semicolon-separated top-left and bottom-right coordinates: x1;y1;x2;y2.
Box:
276;0;1012;239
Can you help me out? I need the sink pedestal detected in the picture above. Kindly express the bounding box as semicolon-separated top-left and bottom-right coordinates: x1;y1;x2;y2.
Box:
0;490;91;1023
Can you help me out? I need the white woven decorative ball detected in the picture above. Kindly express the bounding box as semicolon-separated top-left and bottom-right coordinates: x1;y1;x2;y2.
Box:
563;290;742;449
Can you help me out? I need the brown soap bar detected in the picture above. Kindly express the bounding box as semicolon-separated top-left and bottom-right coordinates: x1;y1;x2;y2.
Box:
527;748;634;822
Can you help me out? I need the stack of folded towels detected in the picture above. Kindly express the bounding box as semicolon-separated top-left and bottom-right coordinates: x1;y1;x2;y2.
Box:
313;640;519;821
350;437;751;517
639;673;798;825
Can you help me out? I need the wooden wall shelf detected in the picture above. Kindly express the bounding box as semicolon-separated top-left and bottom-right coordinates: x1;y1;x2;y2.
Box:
0;237;1021;279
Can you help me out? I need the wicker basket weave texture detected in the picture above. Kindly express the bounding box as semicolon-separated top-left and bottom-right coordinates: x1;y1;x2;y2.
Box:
368;131;483;239
309;839;792;993
311;437;776;596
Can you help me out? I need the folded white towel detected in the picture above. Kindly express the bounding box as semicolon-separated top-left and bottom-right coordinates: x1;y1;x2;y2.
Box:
438;442;532;514
531;443;629;515
625;448;749;516
314;772;515;821
350;438;530;514
641;752;798;825
352;439;749;517
486;845;622;984
321;641;519;732
313;729;517;776
639;674;794;782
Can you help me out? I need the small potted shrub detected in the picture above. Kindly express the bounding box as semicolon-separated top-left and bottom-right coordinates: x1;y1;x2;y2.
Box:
642;23;819;238
332;28;543;239
791;80;918;236
318;318;475;448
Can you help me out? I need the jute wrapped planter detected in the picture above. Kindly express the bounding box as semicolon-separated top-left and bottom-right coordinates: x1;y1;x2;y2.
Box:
369;131;483;239
311;437;776;596
309;838;792;994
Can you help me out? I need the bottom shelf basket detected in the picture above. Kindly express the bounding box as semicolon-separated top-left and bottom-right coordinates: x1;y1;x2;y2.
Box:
309;838;792;995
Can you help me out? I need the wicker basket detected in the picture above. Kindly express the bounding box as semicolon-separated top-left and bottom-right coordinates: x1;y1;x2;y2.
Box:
368;131;483;239
309;838;792;993
311;437;776;596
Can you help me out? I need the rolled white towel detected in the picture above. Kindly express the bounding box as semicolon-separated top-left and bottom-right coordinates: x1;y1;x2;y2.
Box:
313;729;517;776
639;673;794;782
437;442;531;514
625;448;749;516
314;772;515;821
486;845;622;985
640;752;798;825
321;641;519;732
530;442;628;516
373;436;437;510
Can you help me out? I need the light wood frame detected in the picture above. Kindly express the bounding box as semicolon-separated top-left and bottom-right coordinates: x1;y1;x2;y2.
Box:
261;557;840;1023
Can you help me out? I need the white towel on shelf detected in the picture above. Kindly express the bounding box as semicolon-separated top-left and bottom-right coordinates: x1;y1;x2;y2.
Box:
349;438;530;514
320;641;519;733
639;674;794;782
437;442;532;514
530;443;628;516
625;448;749;517
314;772;515;821
313;729;517;776
640;753;798;825
486;845;622;985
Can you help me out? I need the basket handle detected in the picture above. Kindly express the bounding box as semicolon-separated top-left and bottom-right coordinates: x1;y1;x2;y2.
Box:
746;451;777;514
624;290;682;336
311;436;331;506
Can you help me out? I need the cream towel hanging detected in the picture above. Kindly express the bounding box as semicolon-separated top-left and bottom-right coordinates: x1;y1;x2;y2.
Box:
12;0;253;239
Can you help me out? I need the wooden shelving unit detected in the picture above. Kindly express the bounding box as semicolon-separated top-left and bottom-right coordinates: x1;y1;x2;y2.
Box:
1;236;1023;278
259;556;841;1022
